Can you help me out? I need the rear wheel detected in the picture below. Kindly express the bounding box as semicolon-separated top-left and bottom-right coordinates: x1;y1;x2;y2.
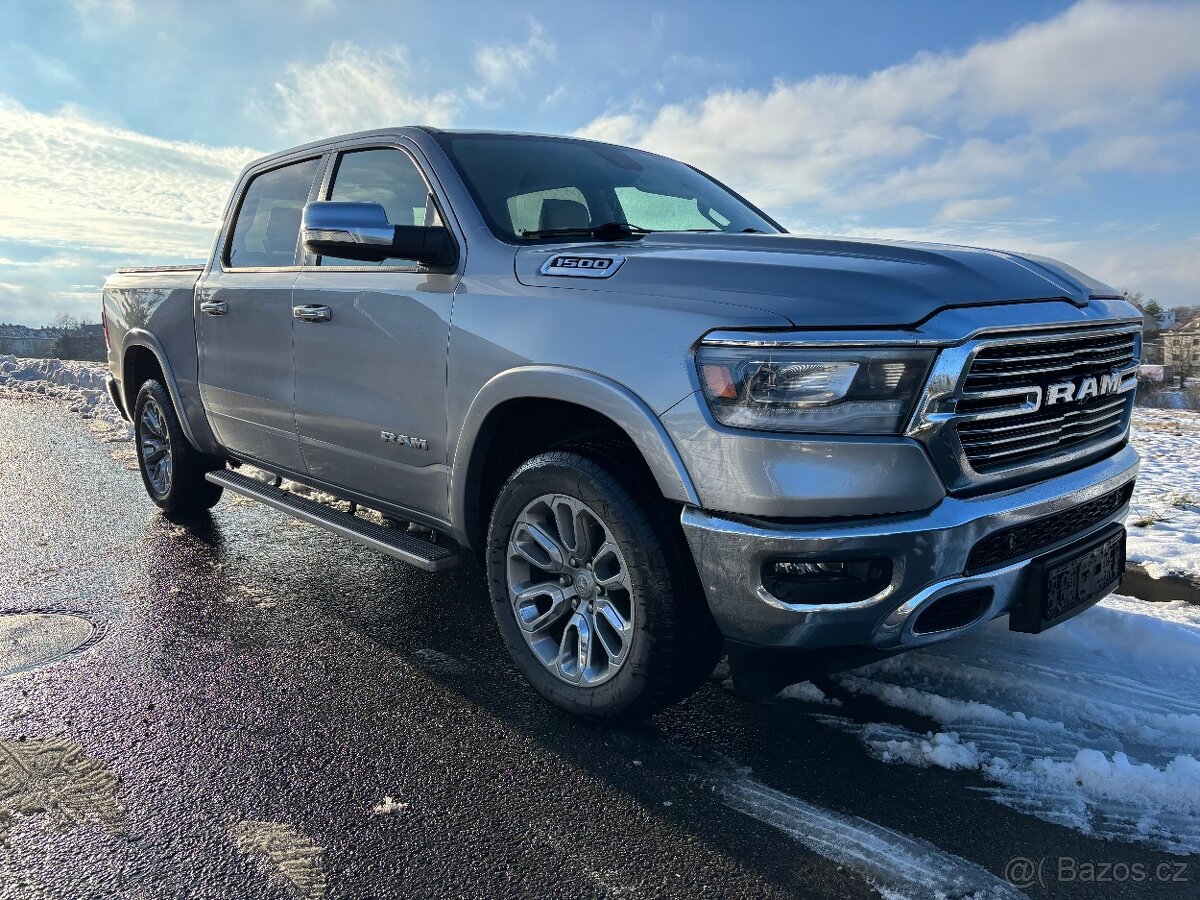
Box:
134;379;223;516
486;449;721;720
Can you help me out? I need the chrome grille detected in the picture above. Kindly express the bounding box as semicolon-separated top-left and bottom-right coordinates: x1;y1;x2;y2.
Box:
957;329;1137;473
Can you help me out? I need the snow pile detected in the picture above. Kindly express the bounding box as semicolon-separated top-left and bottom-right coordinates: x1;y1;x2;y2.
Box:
0;355;132;442
775;680;841;705
810;594;1200;854
1127;408;1200;580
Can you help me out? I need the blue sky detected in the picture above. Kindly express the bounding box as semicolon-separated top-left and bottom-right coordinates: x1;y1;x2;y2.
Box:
2;0;1198;325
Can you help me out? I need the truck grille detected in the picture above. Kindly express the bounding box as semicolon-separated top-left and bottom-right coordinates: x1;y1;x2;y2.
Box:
956;329;1137;474
965;481;1134;573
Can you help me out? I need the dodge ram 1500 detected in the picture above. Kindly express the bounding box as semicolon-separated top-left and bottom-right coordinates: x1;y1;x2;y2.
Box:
103;128;1141;717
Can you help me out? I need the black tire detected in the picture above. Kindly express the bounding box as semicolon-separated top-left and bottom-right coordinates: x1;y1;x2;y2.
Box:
133;379;224;516
486;448;722;720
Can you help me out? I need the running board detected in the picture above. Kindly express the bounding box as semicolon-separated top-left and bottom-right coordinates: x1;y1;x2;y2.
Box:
206;469;461;572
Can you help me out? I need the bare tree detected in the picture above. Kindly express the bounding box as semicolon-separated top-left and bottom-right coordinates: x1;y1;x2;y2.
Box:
1165;334;1198;381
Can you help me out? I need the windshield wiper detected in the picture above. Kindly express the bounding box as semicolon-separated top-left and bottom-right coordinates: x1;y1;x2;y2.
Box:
519;222;655;240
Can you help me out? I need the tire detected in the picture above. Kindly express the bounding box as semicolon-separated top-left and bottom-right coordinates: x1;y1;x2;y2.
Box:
133;379;224;516
486;448;722;720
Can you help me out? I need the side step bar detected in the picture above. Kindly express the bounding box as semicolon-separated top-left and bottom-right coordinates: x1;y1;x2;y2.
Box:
206;469;461;572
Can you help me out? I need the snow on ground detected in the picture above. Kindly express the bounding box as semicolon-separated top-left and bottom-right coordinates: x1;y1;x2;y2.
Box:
781;593;1200;855
722;773;1022;899
0;355;133;445
1127;408;1200;580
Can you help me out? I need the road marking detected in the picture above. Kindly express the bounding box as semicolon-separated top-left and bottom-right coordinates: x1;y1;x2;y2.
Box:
722;774;1026;899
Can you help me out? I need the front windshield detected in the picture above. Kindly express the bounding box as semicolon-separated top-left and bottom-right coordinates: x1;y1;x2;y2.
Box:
435;133;781;242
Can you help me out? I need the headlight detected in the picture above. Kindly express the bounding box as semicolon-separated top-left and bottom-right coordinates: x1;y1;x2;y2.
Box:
697;345;935;434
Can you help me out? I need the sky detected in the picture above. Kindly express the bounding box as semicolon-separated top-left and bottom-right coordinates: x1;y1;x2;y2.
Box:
1;0;1199;326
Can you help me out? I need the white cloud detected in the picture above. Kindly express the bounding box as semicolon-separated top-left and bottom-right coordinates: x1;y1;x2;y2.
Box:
577;0;1200;213
473;21;556;90
0;96;258;256
934;196;1018;223
0;95;260;323
251;41;460;142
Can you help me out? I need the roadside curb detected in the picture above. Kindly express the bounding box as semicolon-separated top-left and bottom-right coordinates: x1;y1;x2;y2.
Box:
1123;562;1200;606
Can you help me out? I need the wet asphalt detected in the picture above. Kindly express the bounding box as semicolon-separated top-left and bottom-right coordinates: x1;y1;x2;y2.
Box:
0;397;1195;900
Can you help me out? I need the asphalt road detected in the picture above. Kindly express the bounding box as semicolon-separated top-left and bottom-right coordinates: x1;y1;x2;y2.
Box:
0;397;1195;899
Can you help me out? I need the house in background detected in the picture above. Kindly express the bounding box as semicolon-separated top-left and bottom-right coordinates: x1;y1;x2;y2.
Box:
0;325;63;356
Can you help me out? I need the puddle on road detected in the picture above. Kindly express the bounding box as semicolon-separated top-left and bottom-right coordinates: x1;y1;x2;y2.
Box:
0;613;100;678
0;613;99;678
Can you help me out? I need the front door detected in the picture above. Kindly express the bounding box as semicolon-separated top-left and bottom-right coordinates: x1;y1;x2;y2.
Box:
196;155;323;472
290;146;459;520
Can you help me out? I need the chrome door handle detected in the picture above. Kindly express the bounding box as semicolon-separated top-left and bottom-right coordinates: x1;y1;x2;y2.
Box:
199;300;229;316
293;304;332;322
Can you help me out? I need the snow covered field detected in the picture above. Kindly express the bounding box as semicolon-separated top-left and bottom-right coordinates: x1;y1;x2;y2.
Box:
4;354;1199;859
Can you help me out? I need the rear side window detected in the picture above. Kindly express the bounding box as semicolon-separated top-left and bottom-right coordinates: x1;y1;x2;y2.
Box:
319;148;440;267
227;158;321;268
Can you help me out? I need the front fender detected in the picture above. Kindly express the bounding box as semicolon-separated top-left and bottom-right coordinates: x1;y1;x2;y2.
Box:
449;366;700;547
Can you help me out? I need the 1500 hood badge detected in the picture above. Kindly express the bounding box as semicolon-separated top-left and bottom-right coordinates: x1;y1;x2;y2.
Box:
539;254;625;278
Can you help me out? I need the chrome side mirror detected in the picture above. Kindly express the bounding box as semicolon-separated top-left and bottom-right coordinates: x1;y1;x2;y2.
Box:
301;201;455;265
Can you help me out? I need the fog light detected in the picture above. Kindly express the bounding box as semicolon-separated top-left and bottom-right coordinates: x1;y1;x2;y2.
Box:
761;557;892;605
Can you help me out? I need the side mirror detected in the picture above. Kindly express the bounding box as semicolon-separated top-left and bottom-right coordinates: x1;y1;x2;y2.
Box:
301;201;455;266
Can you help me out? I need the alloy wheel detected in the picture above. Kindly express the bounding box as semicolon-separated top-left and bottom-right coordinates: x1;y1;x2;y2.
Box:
506;493;635;687
138;398;173;497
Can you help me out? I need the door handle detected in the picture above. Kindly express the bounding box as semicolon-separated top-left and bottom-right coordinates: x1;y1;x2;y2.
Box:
199;300;228;316
293;304;332;323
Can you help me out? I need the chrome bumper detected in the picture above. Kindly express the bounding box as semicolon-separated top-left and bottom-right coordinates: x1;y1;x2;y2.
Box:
681;444;1139;650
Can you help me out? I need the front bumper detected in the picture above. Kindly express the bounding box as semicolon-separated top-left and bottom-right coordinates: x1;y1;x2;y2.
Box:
681;444;1139;650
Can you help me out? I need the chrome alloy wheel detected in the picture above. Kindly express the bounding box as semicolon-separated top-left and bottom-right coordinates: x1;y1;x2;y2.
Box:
506;493;635;687
138;397;173;497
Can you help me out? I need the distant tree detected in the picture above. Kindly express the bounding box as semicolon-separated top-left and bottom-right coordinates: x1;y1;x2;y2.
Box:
1165;334;1198;381
1122;290;1144;309
46;314;104;361
1142;299;1164;319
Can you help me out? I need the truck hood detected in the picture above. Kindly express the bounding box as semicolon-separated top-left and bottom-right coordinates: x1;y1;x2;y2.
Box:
514;232;1119;328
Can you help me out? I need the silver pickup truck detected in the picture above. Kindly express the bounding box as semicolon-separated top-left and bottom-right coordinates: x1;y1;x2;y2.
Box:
103;127;1141;718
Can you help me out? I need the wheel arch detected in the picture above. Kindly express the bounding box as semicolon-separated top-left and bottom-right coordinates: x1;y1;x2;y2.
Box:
450;367;700;552
121;330;215;451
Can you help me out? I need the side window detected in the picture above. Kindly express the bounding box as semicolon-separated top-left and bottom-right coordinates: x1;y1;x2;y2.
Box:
227;157;321;268
507;187;590;236
319;148;439;267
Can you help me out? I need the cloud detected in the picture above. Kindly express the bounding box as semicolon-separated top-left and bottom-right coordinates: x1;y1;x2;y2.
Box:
934;196;1018;223
576;0;1200;214
473;21;556;90
251;41;460;142
0;95;260;324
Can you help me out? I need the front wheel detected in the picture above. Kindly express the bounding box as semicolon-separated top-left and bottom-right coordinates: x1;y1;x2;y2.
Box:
134;379;223;516
486;449;721;720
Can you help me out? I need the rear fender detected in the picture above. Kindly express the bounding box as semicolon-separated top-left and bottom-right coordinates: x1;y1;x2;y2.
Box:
122;329;220;453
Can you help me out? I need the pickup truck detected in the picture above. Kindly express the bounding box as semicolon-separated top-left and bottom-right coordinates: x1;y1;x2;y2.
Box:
103;127;1141;718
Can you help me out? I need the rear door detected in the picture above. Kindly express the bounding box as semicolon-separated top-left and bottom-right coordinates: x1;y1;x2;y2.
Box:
290;144;460;520
196;155;324;471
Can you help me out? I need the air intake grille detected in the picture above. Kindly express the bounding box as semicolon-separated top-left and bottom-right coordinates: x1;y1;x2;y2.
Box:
956;330;1137;473
965;481;1134;573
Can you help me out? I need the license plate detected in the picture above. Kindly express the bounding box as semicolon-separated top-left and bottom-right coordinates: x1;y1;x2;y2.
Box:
1010;524;1125;634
